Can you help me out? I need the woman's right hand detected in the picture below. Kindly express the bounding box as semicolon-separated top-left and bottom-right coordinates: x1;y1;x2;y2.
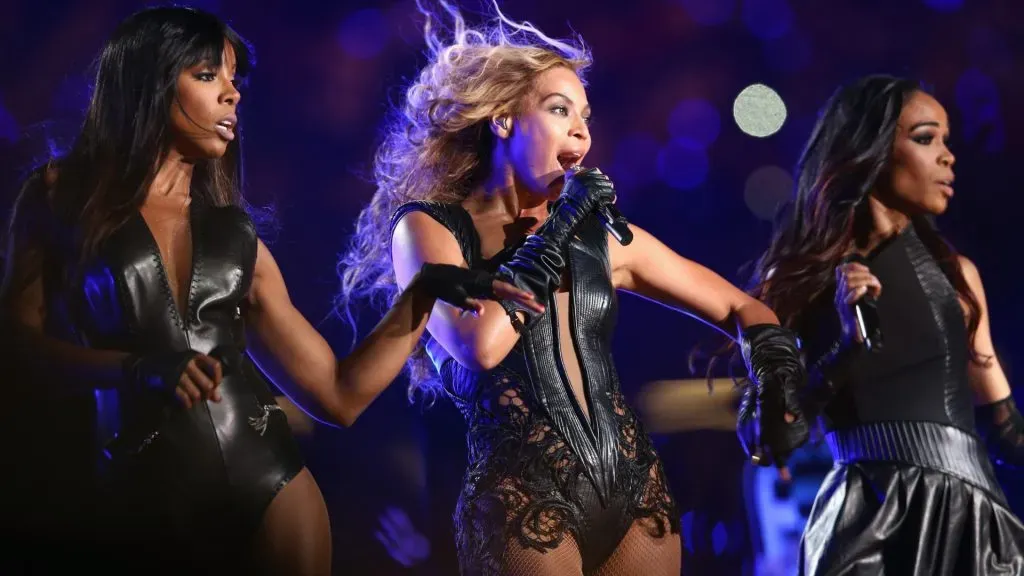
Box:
559;166;616;216
834;261;882;343
123;351;223;409
174;354;223;408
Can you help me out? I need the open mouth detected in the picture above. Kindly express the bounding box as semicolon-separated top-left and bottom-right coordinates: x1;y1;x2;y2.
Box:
557;152;582;173
214;118;236;141
937;179;954;196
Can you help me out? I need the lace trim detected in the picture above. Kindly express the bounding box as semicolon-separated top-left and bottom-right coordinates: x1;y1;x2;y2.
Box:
452;373;678;574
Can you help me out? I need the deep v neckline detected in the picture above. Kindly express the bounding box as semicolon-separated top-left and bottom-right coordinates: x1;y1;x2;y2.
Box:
135;203;198;328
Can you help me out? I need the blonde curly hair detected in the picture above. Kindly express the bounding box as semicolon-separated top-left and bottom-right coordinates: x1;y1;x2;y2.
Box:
336;0;591;396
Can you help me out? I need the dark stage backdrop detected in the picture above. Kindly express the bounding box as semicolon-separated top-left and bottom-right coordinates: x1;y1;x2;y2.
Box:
2;0;1023;573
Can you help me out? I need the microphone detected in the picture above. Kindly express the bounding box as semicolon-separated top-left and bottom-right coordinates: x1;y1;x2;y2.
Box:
599;203;633;246
566;164;633;246
841;254;883;351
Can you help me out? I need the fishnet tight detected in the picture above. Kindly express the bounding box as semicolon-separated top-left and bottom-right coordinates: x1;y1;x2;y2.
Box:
496;519;682;576
593;519;683;576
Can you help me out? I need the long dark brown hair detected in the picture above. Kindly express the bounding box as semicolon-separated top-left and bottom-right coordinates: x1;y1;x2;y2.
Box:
42;6;252;264
750;74;983;362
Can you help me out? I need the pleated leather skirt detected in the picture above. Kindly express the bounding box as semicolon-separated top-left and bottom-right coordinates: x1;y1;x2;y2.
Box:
800;421;1024;575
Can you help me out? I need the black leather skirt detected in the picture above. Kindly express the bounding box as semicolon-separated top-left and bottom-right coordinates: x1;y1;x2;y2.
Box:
800;421;1024;575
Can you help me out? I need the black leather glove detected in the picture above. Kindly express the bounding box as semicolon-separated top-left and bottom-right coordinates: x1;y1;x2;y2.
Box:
737;324;809;467
121;350;199;397
496;167;615;326
415;262;496;311
976;395;1024;468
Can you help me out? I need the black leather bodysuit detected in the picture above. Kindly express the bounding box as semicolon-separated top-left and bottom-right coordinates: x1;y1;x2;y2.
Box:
802;225;978;433
54;203;303;558
392;201;679;575
798;224;1024;575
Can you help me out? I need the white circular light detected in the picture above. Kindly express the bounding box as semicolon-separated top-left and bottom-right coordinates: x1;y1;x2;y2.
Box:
733;83;787;138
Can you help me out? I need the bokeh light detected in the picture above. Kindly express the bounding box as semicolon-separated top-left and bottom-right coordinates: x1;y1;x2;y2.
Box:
337;8;391;59
668;98;721;149
712;521;728;556
955;68;1005;153
657;139;710;190
744;165;793;220
733;83;787;137
742;0;795;40
609;133;661;195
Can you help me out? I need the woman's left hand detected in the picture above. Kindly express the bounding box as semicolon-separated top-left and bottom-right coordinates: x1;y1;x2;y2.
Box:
414;263;546;315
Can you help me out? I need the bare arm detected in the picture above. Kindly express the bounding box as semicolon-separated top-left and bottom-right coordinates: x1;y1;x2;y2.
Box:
245;239;438;427
611;224;803;469
609;224;779;337
960;256;1012;404
391;211;522;371
960;256;1024;469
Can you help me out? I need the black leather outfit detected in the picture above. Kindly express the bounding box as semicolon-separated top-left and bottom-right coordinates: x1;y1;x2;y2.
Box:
53;202;303;566
798;225;1024;575
392;201;679;575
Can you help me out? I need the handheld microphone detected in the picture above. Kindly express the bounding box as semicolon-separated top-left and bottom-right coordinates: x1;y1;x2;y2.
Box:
841;254;883;351
598;203;633;246
567;164;633;246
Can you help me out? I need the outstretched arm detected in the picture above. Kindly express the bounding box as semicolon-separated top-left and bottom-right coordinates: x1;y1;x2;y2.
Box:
609;224;779;335
245;239;540;427
609;224;807;468
245;239;435;427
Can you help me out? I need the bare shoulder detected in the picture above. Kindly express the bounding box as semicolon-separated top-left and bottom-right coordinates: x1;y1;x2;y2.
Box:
391;209;465;286
958;255;985;296
958;255;980;283
392;210;460;253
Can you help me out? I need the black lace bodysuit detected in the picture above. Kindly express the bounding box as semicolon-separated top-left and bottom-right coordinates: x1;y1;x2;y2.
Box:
392;201;679;575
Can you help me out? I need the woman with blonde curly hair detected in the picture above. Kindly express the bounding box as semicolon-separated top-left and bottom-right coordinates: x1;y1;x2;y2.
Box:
339;2;807;574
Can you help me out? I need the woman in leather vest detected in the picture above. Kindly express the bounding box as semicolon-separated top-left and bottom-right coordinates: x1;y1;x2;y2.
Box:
337;4;807;575
0;7;541;574
747;75;1024;575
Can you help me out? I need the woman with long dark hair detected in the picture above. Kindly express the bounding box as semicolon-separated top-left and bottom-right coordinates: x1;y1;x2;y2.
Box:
338;2;807;574
747;74;1024;574
1;6;540;573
